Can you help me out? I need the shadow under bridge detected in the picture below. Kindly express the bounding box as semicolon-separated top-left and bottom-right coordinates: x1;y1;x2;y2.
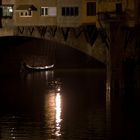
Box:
0;36;105;75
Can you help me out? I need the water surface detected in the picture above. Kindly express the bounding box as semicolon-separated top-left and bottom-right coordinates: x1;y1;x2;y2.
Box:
0;69;108;140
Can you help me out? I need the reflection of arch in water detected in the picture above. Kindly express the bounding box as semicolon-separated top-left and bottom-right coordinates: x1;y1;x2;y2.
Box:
24;70;54;86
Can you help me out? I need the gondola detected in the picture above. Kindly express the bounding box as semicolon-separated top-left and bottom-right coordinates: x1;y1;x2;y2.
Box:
23;63;54;72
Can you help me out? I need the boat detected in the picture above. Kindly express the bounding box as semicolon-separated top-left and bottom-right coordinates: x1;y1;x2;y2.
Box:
23;63;54;72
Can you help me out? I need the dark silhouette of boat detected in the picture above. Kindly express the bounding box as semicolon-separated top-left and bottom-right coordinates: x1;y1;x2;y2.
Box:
23;63;54;72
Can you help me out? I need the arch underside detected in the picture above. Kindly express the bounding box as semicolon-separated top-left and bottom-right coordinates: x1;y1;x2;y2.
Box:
0;35;106;75
14;25;107;64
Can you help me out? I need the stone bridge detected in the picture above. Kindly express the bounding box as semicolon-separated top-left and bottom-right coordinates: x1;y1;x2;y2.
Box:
15;25;107;64
0;25;107;64
0;23;109;75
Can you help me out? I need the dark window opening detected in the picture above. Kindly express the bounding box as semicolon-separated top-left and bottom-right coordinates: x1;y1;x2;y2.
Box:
70;7;74;16
0;7;2;17
87;2;96;16
62;7;79;16
20;12;23;16
28;10;31;16
62;7;65;16
116;3;122;15
40;8;44;15
66;8;70;16
137;4;140;16
75;7;78;16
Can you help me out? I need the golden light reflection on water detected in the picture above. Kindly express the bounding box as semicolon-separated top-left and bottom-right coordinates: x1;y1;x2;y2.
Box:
45;92;55;134
55;92;62;136
45;84;62;137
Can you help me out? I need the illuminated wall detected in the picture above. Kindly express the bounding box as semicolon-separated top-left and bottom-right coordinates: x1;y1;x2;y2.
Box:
81;0;97;24
14;0;57;26
57;0;81;27
13;0;140;27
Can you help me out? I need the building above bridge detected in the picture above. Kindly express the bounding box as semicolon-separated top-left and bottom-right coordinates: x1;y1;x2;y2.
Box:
0;0;140;29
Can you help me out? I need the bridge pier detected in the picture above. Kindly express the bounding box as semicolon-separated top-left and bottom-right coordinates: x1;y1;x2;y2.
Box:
108;22;124;94
108;22;139;95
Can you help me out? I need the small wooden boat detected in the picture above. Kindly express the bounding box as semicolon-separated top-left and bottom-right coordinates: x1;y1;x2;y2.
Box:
23;63;54;72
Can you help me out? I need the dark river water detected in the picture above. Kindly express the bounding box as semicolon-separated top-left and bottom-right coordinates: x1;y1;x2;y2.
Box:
0;69;109;140
0;68;139;140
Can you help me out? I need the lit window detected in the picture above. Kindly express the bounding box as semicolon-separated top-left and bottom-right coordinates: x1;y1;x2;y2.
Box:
41;7;48;16
45;8;48;15
41;7;56;16
49;7;57;16
1;5;13;18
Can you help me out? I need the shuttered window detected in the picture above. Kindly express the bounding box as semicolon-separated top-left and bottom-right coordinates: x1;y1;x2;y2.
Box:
61;7;79;16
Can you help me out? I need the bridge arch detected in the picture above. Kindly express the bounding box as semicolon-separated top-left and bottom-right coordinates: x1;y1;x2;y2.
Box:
13;25;107;64
0;35;106;74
